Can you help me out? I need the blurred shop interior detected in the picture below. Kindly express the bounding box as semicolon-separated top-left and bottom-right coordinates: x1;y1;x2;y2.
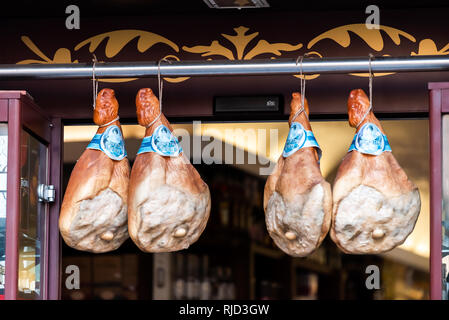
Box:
60;119;430;300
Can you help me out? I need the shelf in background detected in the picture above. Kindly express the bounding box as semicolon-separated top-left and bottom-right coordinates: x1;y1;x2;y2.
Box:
251;243;284;259
292;257;334;275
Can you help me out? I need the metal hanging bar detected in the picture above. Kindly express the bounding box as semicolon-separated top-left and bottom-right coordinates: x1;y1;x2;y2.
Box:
1;55;449;80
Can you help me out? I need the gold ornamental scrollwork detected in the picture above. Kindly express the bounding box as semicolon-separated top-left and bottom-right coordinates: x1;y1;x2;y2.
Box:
182;26;315;79
74;30;187;83
17;30;187;83
308;23;449;77
308;24;417;51
182;26;303;60
17;36;77;64
14;24;449;82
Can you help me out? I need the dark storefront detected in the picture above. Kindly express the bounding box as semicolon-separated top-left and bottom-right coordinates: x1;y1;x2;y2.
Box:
0;1;448;301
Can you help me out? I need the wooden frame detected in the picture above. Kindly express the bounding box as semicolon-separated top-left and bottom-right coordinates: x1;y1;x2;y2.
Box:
1;91;60;300
4;95;21;300
428;82;449;300
48;117;62;300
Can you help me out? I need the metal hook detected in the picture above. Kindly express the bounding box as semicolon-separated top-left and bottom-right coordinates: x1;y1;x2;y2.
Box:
356;53;375;128
92;54;99;110
299;55;305;110
368;53;374;110
293;54;310;122
158;57;176;111
145;57;174;128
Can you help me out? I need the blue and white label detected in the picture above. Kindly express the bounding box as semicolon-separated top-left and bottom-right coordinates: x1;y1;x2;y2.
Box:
348;122;392;156
137;124;182;157
282;122;322;160
86;125;127;160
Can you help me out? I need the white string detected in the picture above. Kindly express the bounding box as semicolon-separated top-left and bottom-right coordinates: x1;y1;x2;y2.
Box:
292;55;309;122
145;58;173;128
92;54;99;110
99;116;119;128
356;54;374;128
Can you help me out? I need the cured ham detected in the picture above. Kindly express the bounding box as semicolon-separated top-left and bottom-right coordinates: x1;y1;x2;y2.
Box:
264;92;332;257
331;89;421;254
59;88;130;253
128;88;211;252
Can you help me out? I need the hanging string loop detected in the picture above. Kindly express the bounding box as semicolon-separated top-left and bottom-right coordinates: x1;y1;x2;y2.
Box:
145;57;175;128
356;53;374;128
292;54;310;122
92;54;99;110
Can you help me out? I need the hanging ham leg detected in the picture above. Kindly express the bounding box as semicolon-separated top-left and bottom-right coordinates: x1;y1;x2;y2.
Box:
331;89;421;254
128;88;211;252
264;93;332;257
59;88;130;253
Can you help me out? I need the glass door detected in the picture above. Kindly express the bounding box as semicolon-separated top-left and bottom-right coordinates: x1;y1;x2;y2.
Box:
1;91;60;300
17;130;49;299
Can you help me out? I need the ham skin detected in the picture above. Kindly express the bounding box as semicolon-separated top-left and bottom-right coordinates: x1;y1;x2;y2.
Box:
128;88;211;252
264;92;332;257
59;88;130;253
330;89;421;254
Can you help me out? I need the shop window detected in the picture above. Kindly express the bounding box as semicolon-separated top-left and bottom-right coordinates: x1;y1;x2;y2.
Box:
61;119;429;300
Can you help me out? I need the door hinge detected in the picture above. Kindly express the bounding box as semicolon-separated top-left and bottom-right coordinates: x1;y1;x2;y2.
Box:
37;184;56;203
20;178;29;189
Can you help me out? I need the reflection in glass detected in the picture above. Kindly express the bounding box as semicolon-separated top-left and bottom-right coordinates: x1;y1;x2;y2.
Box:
17;130;47;299
442;116;449;299
0;124;7;297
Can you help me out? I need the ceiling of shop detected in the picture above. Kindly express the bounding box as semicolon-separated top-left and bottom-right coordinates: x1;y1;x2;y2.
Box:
2;0;449;18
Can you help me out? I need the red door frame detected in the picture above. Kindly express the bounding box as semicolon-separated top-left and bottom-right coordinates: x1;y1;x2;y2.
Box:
3;95;19;300
1;91;61;300
48;117;62;300
429;82;449;300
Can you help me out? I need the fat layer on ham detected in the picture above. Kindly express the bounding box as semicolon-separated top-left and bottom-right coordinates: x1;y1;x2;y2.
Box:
128;88;211;252
263;93;332;257
59;89;130;253
330;89;421;254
